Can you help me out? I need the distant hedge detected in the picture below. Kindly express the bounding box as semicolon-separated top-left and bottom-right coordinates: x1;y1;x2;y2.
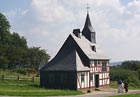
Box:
110;61;140;87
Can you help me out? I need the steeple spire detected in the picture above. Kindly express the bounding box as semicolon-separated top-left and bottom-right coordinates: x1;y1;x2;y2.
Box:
82;7;96;43
86;3;90;13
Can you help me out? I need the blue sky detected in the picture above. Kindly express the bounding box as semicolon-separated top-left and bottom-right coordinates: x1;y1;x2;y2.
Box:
0;0;140;62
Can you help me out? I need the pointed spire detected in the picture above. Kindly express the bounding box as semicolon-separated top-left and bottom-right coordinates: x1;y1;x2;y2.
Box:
84;12;95;32
82;10;96;43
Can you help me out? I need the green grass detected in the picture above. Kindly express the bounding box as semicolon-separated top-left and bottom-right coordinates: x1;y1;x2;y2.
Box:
110;81;140;97
0;77;83;96
109;94;140;97
0;69;20;76
0;89;82;96
0;70;139;96
110;81;117;88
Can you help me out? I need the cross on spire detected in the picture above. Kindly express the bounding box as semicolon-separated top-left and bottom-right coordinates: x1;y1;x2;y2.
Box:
86;3;90;12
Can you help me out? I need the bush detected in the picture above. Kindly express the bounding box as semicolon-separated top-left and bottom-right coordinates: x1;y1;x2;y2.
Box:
128;76;140;87
110;68;140;88
137;69;140;80
16;68;32;75
16;68;28;75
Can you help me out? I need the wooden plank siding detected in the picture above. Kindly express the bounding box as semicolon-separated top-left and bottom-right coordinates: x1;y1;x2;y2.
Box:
40;71;77;90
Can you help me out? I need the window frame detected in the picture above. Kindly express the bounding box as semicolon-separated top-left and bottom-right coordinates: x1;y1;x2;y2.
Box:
102;61;107;71
90;73;93;81
81;72;85;83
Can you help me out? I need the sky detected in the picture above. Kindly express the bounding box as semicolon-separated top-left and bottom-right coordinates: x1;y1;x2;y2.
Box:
0;0;140;62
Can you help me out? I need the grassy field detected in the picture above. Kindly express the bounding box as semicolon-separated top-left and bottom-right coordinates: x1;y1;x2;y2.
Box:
110;94;140;97
0;73;83;96
0;70;140;96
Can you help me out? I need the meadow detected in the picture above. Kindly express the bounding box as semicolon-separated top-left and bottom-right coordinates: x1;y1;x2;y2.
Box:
0;78;82;96
0;70;140;96
0;70;82;96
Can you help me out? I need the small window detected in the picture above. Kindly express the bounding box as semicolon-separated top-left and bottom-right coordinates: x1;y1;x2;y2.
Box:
90;74;93;81
94;61;97;66
81;72;85;82
102;61;107;71
91;46;96;52
98;61;100;64
90;61;94;65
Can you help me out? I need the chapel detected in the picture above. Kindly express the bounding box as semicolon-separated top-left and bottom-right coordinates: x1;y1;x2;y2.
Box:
40;11;110;90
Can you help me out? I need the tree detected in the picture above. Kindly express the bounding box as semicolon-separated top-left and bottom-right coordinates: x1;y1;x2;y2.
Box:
121;61;140;71
0;13;10;32
0;13;11;68
137;69;140;80
0;13;50;73
110;61;140;88
27;47;50;70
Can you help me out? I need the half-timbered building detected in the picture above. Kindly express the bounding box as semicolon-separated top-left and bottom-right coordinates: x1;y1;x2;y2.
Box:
40;12;110;90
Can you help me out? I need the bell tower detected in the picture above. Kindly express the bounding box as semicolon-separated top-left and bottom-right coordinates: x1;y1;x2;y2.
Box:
82;4;96;43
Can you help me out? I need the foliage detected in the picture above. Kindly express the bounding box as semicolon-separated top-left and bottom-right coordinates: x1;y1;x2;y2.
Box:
110;61;140;88
0;69;20;76
27;47;50;70
0;13;10;32
0;13;50;72
16;68;29;75
121;61;140;71
110;81;140;90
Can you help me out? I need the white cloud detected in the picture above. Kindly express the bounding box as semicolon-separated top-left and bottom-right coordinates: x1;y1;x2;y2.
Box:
31;0;74;23
21;9;29;15
29;0;140;61
5;0;140;62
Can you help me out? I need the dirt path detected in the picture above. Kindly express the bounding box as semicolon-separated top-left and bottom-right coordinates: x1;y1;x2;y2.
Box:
0;89;140;97
58;89;140;97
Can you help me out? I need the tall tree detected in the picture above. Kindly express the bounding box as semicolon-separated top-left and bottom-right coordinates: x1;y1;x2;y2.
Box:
0;13;10;32
0;13;11;67
27;47;50;70
0;13;50;72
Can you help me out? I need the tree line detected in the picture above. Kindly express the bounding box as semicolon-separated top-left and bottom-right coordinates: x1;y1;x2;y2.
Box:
0;13;50;72
110;61;140;87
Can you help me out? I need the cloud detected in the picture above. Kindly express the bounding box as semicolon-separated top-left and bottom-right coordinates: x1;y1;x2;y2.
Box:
21;9;29;15
31;0;74;23
29;0;140;61
4;0;140;62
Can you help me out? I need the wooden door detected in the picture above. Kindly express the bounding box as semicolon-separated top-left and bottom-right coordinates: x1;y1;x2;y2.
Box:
95;74;99;88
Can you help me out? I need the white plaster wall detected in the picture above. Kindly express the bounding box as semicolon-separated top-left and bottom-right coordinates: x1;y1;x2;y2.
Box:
90;74;95;87
107;79;110;84
99;74;102;79
100;80;102;85
77;73;80;89
77;72;90;89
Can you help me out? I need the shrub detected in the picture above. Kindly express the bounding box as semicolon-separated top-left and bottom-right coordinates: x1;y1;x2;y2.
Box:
16;68;27;75
110;68;140;88
16;68;37;75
